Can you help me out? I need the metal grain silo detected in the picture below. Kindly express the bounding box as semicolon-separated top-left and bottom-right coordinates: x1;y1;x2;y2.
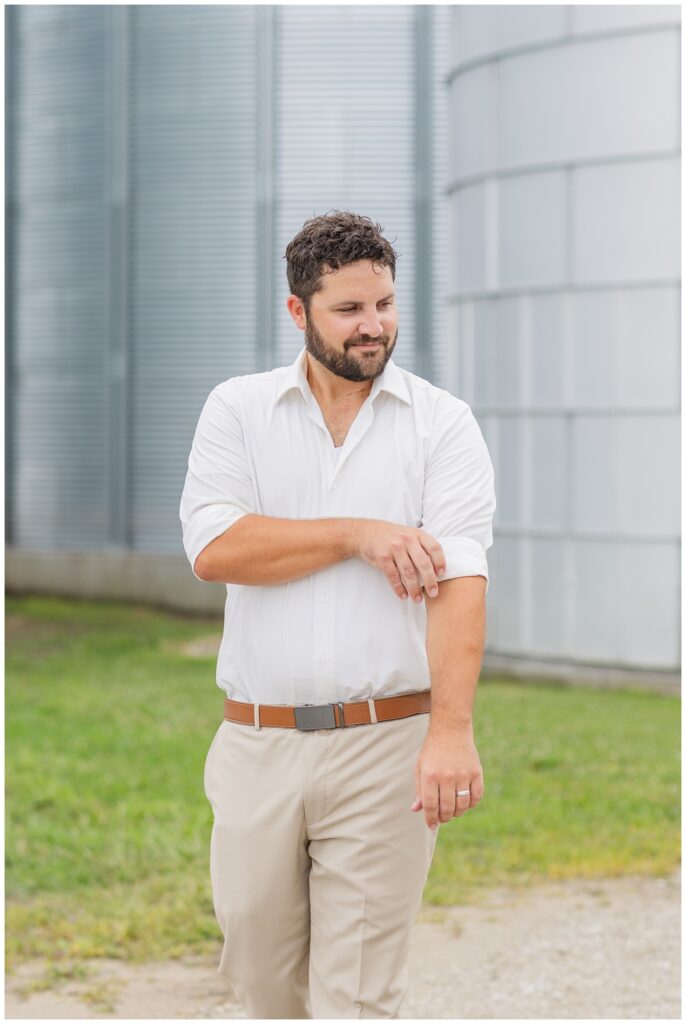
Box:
6;4;455;608
445;5;680;685
6;4;262;571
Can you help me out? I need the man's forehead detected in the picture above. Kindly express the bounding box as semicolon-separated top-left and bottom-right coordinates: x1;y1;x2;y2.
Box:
318;262;393;298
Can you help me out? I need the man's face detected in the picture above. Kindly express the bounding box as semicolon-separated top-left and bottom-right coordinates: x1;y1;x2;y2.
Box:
296;260;399;384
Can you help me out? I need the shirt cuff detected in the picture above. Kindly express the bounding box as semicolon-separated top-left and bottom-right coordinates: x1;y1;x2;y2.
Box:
183;506;250;581
434;536;490;594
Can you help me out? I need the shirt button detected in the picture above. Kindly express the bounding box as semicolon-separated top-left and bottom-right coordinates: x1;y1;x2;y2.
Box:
321;596;328;603
319;653;328;663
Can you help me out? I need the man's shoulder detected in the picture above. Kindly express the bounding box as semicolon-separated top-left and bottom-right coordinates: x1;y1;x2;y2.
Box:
210;363;290;403
396;365;472;419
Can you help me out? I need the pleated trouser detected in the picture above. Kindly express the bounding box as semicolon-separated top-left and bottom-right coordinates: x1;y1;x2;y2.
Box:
203;708;439;1019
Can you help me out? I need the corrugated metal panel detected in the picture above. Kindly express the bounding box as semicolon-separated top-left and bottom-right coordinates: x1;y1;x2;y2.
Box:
129;5;260;554
273;4;419;373
446;5;681;671
430;3;453;391
8;5;110;548
7;4;457;565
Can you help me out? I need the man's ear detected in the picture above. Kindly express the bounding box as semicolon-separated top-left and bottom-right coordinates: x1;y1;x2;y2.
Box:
286;294;307;331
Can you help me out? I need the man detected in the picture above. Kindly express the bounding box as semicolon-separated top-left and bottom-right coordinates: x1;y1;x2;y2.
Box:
179;210;496;1019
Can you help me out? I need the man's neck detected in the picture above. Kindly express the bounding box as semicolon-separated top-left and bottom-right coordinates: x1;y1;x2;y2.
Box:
306;356;373;408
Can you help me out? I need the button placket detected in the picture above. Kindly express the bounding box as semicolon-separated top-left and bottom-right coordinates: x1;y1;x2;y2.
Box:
328;401;375;490
311;399;375;694
313;569;336;691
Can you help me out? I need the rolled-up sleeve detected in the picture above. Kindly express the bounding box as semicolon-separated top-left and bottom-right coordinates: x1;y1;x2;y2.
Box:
420;394;496;593
179;381;255;581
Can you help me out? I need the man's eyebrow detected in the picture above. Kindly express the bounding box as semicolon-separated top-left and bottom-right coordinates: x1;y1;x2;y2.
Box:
330;293;395;307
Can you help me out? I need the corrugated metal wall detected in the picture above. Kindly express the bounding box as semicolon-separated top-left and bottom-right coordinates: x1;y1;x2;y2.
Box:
429;3;453;391
7;3;452;558
273;4;416;370
10;4;676;678
273;4;451;381
129;5;261;555
7;5;111;548
446;4;681;672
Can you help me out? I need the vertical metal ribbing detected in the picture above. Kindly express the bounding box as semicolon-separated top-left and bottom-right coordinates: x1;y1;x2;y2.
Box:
257;4;277;372
105;6;131;547
414;5;434;383
5;5;17;545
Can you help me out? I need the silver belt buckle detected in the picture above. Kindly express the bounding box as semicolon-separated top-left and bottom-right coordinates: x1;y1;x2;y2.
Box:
293;702;345;731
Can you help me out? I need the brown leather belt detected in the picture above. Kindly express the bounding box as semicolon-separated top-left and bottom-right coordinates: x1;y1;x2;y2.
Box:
224;689;431;730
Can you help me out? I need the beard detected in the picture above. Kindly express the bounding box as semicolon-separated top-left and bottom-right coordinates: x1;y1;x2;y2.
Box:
303;315;398;383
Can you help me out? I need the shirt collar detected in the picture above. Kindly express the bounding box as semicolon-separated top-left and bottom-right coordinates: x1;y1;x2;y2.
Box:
274;345;412;408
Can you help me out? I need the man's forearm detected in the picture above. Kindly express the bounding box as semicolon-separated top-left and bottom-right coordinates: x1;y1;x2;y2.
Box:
195;513;360;585
424;576;487;734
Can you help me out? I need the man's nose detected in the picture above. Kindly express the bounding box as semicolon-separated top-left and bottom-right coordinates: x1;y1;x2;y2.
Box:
358;318;384;337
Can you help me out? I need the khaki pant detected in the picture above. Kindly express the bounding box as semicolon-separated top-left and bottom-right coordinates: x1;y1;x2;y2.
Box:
203;708;438;1019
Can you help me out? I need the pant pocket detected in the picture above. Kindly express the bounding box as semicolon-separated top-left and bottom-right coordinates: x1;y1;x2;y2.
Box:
203;722;225;807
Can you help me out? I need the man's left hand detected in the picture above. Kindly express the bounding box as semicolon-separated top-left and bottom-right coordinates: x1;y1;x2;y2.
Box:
411;728;484;830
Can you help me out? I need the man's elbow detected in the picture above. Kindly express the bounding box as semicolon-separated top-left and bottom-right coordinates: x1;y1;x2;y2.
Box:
194;539;226;582
193;551;212;581
190;515;253;582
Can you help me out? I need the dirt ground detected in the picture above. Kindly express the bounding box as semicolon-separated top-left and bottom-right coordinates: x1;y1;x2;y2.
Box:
5;868;680;1020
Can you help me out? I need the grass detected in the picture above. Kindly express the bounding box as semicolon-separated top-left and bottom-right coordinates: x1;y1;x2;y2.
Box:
5;594;680;970
425;678;680;903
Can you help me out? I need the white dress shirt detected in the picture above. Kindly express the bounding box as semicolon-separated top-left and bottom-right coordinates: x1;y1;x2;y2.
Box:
179;345;496;706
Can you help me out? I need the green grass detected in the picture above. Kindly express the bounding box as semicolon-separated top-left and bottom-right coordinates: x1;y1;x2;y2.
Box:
425;679;680;903
5;594;680;968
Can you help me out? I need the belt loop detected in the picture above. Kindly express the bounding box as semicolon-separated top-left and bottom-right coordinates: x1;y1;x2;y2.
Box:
253;703;261;731
367;698;378;724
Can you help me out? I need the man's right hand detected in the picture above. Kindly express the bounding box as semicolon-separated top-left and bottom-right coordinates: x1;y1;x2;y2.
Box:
350;520;446;603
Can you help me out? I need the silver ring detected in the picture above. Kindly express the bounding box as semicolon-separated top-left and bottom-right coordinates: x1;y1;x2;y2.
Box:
456;789;471;797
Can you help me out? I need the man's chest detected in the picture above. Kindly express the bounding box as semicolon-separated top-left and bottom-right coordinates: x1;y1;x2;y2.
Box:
321;403;362;448
242;399;428;526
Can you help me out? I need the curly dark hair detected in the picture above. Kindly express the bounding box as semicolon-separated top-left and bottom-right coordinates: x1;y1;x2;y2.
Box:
283;210;398;315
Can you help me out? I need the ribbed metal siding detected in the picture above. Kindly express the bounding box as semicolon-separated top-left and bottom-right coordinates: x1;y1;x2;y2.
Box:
130;5;260;555
273;5;452;389
430;4;453;391
446;5;681;672
273;4;419;372
8;5;455;564
8;5;110;548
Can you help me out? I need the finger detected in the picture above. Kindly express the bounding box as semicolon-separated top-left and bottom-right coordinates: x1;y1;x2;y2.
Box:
453;780;472;817
422;779;440;830
417;533;446;583
438;779;456;822
411;797;422;812
409;540;439;598
383;557;409;600
395;555;422;603
469;773;484;808
395;548;421;602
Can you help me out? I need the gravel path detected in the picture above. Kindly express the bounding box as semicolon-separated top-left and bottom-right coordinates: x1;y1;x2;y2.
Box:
5;868;680;1019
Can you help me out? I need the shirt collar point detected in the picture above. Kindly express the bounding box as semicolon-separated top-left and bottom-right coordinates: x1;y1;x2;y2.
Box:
274;347;411;407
